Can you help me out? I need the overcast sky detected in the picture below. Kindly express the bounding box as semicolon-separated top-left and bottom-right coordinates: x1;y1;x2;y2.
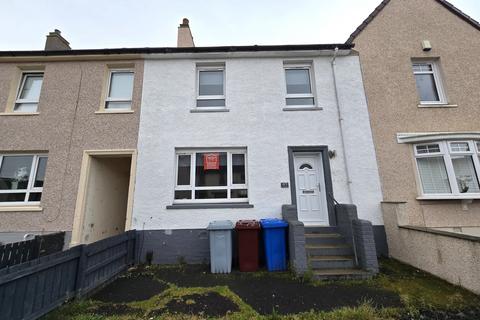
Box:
1;0;479;50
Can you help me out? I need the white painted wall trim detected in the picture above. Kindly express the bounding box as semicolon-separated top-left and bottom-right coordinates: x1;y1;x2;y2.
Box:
397;132;480;144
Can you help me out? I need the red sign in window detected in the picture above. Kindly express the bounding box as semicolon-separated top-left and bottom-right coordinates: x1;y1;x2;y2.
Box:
203;153;220;170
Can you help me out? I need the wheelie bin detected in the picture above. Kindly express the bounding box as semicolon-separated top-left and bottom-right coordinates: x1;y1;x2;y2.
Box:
207;220;234;274
260;218;288;271
235;220;261;272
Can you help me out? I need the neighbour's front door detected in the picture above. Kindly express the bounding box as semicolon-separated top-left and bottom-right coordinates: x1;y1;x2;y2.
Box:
293;153;329;226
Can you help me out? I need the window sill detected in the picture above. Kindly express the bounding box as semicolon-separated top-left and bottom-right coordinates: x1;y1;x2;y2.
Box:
0;206;43;212
95;110;134;114
0;112;40;116
283;106;322;111
166;203;253;209
190;108;230;113
417;195;480;201
418;104;458;108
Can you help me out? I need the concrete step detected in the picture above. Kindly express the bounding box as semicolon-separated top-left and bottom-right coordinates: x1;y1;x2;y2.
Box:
304;226;339;234
313;268;371;280
306;244;353;256
308;255;355;269
305;233;345;245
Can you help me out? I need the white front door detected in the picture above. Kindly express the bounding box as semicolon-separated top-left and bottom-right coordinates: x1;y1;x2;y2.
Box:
293;153;329;226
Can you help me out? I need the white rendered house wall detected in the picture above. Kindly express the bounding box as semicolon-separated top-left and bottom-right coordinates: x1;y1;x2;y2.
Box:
132;53;383;230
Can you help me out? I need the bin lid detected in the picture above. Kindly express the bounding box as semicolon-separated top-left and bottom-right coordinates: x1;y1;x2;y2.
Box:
235;220;260;230
207;220;234;230
260;218;288;229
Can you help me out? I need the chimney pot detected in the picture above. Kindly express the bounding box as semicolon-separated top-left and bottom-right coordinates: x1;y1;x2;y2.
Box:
177;18;195;47
45;29;71;51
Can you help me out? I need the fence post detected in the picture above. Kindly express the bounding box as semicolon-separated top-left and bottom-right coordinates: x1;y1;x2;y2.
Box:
75;244;88;297
32;236;41;260
127;230;136;266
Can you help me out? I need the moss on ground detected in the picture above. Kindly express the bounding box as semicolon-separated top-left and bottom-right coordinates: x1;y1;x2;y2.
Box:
43;259;480;320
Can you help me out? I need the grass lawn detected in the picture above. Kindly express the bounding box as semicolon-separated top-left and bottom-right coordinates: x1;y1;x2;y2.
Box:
43;259;480;320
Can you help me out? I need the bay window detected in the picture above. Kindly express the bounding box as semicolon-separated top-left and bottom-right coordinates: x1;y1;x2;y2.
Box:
414;141;480;197
174;149;247;203
0;155;47;205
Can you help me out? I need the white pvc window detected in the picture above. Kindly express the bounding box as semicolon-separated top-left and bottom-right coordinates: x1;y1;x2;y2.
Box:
15;73;44;112
174;149;247;203
196;66;225;108
412;61;447;104
0;155;47;205
284;65;315;106
105;70;134;110
414;140;480;197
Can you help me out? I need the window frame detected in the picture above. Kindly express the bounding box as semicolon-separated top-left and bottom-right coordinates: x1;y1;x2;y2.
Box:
284;64;315;107
196;65;226;109
14;72;44;112
0;154;47;206
104;69;135;110
412;61;447;105
414;140;480;198
174;148;248;204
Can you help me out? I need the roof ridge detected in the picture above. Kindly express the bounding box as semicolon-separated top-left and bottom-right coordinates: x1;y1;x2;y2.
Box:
346;0;480;44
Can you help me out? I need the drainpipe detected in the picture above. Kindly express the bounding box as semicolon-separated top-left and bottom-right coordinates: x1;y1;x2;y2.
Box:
331;47;353;204
331;48;358;266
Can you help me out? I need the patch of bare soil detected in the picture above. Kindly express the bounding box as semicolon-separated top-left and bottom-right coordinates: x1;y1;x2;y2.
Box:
92;274;168;303
149;292;239;318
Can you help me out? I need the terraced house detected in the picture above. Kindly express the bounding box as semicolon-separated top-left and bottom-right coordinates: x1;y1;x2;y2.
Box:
0;30;143;246
132;20;384;277
348;0;480;293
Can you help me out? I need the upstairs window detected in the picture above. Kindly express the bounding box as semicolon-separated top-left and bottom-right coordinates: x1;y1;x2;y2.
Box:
0;155;47;205
412;61;446;104
174;149;247;203
284;65;315;106
105;70;134;110
197;65;225;108
414;141;480;197
15;73;44;112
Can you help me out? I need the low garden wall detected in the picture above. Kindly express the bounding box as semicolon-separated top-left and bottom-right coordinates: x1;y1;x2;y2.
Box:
382;202;480;294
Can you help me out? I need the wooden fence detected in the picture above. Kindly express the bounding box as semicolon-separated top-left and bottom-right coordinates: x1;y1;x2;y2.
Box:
0;232;65;269
0;230;137;320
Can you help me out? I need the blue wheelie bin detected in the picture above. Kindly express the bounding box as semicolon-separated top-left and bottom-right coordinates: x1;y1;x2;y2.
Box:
260;218;288;271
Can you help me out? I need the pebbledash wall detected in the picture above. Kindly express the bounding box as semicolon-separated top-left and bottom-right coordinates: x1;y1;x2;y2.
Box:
132;47;385;263
0;55;143;244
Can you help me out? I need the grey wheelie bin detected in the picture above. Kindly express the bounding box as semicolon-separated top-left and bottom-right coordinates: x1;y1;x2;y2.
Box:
207;220;234;273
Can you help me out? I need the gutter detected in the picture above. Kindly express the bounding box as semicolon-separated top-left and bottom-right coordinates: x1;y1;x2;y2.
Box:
0;43;354;57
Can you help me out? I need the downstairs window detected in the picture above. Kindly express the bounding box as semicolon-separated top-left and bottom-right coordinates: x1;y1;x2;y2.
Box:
174;149;247;203
0;154;48;205
414;140;480;197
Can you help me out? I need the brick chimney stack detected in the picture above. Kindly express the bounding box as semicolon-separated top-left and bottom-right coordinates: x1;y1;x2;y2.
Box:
177;18;195;47
45;29;71;51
